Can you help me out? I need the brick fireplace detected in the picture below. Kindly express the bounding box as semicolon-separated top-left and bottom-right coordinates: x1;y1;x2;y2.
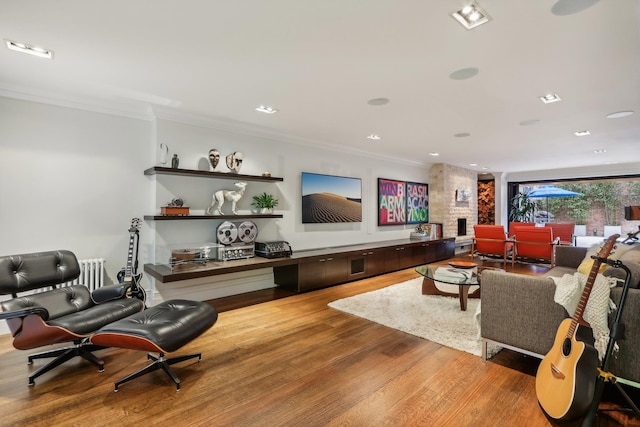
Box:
429;163;477;242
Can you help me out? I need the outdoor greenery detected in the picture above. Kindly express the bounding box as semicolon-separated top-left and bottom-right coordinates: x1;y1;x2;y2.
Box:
530;180;640;226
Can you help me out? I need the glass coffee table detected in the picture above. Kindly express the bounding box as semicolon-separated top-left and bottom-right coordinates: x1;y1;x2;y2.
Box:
415;263;504;311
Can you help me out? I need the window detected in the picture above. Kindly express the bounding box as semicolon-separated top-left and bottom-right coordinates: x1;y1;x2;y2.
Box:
508;176;640;238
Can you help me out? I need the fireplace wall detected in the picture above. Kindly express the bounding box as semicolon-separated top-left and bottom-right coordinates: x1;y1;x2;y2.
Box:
429;163;477;241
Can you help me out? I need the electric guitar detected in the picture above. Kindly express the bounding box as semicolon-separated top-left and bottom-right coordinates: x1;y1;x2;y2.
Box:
622;225;640;244
117;218;146;302
535;234;618;421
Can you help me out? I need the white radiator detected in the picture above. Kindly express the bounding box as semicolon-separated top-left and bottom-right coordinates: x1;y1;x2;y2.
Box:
66;258;106;291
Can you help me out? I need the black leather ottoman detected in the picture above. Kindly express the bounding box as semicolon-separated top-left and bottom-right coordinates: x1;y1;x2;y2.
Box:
91;299;218;391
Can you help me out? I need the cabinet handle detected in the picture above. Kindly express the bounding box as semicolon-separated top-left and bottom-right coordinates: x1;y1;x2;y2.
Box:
327;257;333;261
368;252;373;255
362;253;368;256
319;259;326;262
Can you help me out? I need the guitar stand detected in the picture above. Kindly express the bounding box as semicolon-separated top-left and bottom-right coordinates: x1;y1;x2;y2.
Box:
582;258;640;426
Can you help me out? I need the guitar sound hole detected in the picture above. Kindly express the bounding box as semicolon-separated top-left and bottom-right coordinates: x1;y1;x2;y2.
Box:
562;338;572;356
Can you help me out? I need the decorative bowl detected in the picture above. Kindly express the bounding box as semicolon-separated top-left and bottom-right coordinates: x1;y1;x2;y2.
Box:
448;261;478;269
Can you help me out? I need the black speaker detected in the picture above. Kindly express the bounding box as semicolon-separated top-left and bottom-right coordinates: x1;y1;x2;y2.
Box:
625;206;640;220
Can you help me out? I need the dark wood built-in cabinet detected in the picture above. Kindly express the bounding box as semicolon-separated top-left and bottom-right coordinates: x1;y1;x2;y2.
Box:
144;237;455;290
273;238;454;292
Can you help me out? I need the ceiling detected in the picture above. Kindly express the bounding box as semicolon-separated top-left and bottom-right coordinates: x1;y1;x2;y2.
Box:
2;0;640;174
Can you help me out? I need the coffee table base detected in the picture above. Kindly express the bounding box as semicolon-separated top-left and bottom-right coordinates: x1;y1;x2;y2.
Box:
421;277;481;311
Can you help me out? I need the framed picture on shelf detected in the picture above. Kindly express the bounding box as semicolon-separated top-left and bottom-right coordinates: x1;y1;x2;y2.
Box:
378;178;406;225
406;182;428;224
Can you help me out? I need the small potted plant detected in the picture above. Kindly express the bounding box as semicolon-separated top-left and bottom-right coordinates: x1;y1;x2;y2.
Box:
251;192;279;214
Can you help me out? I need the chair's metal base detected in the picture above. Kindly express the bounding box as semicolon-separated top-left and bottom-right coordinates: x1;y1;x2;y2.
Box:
114;352;202;392
27;340;105;386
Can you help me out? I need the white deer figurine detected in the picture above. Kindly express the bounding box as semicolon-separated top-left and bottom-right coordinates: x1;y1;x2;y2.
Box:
206;182;247;215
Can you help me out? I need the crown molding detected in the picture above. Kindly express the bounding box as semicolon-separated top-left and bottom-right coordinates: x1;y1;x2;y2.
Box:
0;83;155;121
0;83;426;167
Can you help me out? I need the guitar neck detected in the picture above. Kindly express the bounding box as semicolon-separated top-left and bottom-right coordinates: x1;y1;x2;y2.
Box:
123;232;136;282
565;234;618;338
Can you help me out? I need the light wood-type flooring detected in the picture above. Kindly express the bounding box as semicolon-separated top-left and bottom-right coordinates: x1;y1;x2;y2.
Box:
0;255;638;426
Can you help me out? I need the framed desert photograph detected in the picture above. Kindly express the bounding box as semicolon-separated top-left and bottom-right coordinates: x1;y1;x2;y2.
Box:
406;182;428;224
301;172;362;223
378;178;406;225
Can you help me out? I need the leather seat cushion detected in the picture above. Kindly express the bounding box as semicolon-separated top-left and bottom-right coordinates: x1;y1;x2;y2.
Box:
92;300;218;353
48;298;145;335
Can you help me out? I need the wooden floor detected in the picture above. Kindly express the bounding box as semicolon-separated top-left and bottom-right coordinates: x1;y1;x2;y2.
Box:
1;255;638;426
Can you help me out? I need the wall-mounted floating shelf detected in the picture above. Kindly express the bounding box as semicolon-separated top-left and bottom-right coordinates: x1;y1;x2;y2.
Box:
144;214;283;221
144;166;283;182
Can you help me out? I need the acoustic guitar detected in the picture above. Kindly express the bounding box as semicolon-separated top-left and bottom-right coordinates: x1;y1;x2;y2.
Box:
116;218;146;302
535;234;619;420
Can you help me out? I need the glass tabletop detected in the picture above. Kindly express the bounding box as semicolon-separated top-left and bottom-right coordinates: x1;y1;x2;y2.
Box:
415;264;504;286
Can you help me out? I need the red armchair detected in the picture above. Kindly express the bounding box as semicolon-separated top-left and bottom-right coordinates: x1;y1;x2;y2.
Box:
512;226;559;264
471;225;514;267
545;223;575;246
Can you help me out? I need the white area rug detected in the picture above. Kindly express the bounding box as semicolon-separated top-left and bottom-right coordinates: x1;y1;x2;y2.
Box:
329;278;496;357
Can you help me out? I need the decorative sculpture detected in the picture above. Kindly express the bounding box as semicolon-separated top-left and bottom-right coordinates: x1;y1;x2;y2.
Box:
226;151;243;173
206;182;247;215
209;149;220;170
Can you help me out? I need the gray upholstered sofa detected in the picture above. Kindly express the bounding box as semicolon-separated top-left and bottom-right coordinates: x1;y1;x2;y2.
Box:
481;244;640;383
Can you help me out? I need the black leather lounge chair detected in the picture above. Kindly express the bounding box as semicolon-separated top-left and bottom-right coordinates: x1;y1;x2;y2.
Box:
0;250;145;385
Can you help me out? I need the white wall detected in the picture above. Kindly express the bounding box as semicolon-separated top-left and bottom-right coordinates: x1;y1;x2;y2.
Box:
0;97;153;276
0;97;153;333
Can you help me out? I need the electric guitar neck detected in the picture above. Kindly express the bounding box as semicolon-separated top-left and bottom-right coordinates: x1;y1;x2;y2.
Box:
117;218;145;302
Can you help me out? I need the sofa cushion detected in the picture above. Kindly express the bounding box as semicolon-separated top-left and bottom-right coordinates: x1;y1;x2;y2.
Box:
577;242;636;276
603;245;640;288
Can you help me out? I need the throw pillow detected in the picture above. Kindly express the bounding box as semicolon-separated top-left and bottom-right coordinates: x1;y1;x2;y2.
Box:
577;242;636;276
603;246;640;288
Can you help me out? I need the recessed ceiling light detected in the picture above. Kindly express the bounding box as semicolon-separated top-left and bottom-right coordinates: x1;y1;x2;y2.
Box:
539;93;562;104
594;149;607;154
5;39;54;59
449;68;479;80
469;163;478;167
481;167;489;170
429;152;440;156
574;130;591;136
606;111;634;119
454;132;471;138
519;119;540;126
367;134;381;140
451;2;492;30
255;105;278;114
367;98;389;106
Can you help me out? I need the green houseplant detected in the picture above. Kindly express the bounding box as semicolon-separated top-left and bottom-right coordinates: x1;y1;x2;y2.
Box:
251;192;279;214
509;192;536;223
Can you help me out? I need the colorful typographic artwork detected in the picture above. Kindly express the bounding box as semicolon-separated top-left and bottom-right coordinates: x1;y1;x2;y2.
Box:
406;182;429;224
378;178;406;225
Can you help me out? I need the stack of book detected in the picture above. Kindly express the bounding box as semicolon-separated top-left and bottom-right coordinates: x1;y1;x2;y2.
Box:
410;222;443;240
433;267;473;283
